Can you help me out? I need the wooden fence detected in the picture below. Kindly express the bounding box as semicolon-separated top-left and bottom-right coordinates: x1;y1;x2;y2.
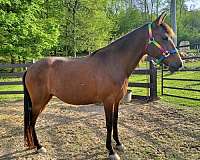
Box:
130;58;157;101
0;60;157;100
0;63;32;95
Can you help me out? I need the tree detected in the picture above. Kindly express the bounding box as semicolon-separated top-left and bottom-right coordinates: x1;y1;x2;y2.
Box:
0;0;59;62
55;0;116;56
170;0;177;46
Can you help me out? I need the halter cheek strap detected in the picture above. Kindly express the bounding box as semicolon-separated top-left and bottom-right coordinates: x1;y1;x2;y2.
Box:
145;23;178;65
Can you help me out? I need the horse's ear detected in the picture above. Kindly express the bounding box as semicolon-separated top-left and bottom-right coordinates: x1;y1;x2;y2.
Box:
154;11;167;26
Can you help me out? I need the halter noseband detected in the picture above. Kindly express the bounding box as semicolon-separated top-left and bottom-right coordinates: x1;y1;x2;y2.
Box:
145;23;178;65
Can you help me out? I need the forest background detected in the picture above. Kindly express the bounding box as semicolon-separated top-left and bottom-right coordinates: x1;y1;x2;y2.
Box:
0;0;199;63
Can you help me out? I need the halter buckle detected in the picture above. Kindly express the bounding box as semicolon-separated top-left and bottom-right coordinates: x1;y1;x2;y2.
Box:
148;37;155;44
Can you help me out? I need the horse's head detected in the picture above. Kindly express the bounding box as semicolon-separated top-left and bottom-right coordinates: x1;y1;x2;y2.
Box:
145;12;183;73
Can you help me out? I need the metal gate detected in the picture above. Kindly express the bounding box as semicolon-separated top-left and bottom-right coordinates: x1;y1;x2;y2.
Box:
161;56;200;101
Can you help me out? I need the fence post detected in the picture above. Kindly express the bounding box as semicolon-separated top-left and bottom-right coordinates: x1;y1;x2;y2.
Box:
149;58;157;100
161;64;164;95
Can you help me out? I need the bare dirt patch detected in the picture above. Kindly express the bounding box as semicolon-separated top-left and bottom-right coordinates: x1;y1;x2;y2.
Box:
0;98;199;160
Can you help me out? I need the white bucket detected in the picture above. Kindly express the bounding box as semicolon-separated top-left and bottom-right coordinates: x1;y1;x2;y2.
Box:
123;90;132;103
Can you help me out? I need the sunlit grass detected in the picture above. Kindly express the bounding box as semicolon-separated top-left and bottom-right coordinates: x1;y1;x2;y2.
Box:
129;60;200;108
0;77;23;101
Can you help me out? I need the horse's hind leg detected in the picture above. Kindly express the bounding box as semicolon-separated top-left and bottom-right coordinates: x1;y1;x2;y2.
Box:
113;102;124;151
24;75;52;152
31;95;52;153
104;99;120;160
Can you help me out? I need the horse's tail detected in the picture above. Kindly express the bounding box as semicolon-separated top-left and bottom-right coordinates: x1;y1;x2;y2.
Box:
23;71;35;148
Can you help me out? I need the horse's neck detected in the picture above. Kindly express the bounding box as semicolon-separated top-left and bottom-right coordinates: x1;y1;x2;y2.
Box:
91;24;148;84
110;24;148;77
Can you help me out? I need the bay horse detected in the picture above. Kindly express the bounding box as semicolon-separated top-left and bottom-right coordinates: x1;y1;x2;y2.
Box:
23;12;183;160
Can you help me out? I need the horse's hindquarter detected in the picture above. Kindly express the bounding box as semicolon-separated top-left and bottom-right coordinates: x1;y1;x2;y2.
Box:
49;57;100;104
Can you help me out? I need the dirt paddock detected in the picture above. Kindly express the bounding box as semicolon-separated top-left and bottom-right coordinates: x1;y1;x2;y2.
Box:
0;98;199;160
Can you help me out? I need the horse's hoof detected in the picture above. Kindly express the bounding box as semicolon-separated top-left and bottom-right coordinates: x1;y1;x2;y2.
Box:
109;153;120;160
37;147;47;154
116;144;125;152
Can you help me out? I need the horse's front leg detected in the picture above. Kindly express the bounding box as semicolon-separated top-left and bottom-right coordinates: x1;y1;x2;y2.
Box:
113;102;125;152
104;101;120;160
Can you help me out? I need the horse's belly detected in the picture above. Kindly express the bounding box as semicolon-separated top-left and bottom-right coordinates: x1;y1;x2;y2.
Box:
51;77;100;105
57;96;99;105
54;87;99;105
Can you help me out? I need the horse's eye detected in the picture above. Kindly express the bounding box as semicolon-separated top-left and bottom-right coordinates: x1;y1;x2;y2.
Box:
162;36;169;41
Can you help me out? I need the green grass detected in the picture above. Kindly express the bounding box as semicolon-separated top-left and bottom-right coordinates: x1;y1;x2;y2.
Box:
159;72;200;108
0;77;23;101
129;60;200;108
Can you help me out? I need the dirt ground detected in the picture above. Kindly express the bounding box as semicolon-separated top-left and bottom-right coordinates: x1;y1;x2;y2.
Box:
0;98;199;160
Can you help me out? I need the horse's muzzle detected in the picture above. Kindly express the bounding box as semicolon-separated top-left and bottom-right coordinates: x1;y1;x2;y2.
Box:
169;62;183;73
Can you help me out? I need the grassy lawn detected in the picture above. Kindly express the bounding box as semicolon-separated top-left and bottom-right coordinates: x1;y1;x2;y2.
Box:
160;70;200;107
129;60;200;108
0;77;23;101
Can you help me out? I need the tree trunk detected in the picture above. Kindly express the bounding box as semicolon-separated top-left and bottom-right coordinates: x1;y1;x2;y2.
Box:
170;0;177;46
150;0;153;21
179;0;185;17
144;0;147;21
22;57;26;71
72;0;78;58
64;0;68;57
156;0;159;17
10;54;15;73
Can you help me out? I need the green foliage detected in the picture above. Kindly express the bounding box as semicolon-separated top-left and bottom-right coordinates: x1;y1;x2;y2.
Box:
0;0;199;60
58;0;116;56
177;10;200;44
0;0;59;60
115;8;144;36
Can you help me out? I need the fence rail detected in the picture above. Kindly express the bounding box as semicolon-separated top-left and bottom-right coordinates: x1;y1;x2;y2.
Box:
163;78;200;82
0;91;24;95
0;63;30;95
0;81;23;85
162;93;200;101
0;72;25;77
0;63;32;68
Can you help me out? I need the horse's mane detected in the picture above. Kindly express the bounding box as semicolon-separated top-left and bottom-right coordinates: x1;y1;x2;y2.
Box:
90;22;175;56
161;22;175;37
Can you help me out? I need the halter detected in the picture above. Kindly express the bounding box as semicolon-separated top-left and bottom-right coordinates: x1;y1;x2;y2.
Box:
145;23;178;65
